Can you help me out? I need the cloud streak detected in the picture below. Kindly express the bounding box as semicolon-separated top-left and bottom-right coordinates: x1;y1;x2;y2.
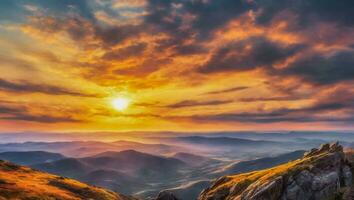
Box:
0;79;100;97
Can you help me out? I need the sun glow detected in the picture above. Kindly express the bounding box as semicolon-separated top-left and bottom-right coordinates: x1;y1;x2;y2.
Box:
112;97;130;111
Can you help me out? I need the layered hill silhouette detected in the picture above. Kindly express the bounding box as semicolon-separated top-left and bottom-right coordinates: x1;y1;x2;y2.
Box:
0;141;183;157
0;151;65;165
0;149;314;199
31;150;188;196
171;152;215;167
0;160;136;200
1;142;353;200
198;142;353;200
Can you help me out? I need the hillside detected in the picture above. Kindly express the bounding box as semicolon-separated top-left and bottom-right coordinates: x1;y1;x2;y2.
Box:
199;142;353;200
81;150;186;179
0;160;135;200
32;158;94;179
171;152;214;167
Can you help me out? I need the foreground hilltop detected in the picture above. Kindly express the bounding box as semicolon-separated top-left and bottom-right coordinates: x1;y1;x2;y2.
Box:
0;160;135;200
199;142;353;200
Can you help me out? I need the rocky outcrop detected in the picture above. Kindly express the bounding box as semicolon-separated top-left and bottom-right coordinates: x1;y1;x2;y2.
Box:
155;191;180;200
198;142;352;200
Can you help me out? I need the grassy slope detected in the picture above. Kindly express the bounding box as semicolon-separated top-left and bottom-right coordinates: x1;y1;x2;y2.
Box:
0;160;134;200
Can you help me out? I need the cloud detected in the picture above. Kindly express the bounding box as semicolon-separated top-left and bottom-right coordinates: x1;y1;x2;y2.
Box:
0;79;99;97
94;24;144;48
189;106;353;123
102;42;147;61
279;50;354;85
255;0;354;27
26;14;144;49
0;103;80;123
114;57;172;76
0;105;22;114
145;0;252;38
205;86;249;95
1;114;81;123
165;100;232;108
187;89;354;124
199;37;304;73
239;96;309;102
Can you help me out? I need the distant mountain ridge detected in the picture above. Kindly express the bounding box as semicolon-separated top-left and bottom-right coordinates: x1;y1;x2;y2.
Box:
0;151;65;165
165;136;279;146
0;140;183;157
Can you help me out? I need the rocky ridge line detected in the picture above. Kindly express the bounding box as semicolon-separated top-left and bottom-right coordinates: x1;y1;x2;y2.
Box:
198;142;353;200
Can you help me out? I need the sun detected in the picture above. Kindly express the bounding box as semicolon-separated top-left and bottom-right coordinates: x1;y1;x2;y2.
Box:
112;97;130;111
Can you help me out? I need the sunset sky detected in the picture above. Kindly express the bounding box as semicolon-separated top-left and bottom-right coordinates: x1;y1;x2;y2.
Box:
0;0;353;132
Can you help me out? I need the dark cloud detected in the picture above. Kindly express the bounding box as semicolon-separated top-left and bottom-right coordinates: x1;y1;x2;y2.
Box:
239;96;309;102
102;42;147;61
187;90;354;123
255;0;354;27
1;114;81;123
189;104;353;123
0;105;22;114
166;100;232;108
172;44;207;55
205;86;249;95
145;0;252;37
114;57;172;76
143;0;252;54
0;79;99;97
0;103;80;123
27;14;144;50
182;0;252;37
199;37;304;73
95;24;144;48
193;113;354;123
279;50;354;85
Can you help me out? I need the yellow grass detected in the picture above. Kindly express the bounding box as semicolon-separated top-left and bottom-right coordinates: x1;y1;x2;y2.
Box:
0;161;126;200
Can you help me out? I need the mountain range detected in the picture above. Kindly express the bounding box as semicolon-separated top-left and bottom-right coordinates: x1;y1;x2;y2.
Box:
1;142;353;200
0;148;309;199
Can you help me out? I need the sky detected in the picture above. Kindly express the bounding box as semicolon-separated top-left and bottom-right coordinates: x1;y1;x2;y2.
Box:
0;0;353;132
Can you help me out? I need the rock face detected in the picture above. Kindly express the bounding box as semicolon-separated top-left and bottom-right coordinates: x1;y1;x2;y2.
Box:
198;142;352;200
155;191;180;200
